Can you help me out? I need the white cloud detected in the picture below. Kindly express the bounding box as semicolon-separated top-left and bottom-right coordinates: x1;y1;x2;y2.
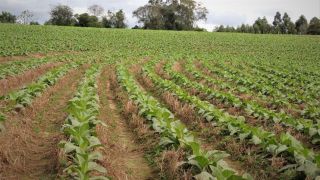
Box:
197;0;320;29
0;0;319;29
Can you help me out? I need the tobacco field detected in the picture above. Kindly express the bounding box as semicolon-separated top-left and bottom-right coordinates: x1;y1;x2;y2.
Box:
0;23;320;180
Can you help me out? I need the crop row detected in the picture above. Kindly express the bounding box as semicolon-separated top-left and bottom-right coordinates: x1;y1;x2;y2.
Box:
245;61;320;95
117;65;251;179
164;61;320;145
1;62;81;111
59;65;108;179
233;61;320;101
214;61;316;106
143;60;320;178
0;58;56;80
200;60;320;121
252;60;320;83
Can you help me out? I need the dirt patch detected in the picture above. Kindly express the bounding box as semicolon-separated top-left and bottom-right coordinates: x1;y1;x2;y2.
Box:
0;65;87;179
96;67;155;180
0;62;63;96
172;62;182;72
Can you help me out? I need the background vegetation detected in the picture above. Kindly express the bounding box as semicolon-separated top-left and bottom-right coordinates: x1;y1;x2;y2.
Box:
1;0;319;34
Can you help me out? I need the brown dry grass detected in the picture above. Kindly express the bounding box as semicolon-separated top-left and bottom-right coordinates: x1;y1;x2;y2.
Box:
98;67;156;180
172;62;182;72
0;62;63;96
155;62;170;79
0;65;86;179
162;92;199;126
159;150;192;180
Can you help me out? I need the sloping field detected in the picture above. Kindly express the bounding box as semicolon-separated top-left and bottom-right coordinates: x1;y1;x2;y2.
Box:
0;23;320;179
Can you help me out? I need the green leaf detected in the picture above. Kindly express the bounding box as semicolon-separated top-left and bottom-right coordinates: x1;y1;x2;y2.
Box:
239;132;251;141
251;135;262;145
193;171;215;180
0;113;5;122
88;162;107;173
63;142;78;153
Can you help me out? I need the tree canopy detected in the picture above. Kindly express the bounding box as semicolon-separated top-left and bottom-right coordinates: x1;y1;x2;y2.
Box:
215;12;320;35
75;13;100;27
101;10;127;28
1;3;319;35
0;11;16;23
133;0;208;30
295;15;308;35
307;17;320;35
47;5;74;26
88;5;104;17
18;10;34;25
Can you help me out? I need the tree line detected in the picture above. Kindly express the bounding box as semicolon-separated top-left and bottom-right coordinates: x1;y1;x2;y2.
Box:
0;4;127;28
1;1;320;34
216;12;320;35
0;0;207;31
0;10;39;25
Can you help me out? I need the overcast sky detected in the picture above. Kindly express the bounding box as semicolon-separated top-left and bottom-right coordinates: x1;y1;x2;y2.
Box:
1;0;319;30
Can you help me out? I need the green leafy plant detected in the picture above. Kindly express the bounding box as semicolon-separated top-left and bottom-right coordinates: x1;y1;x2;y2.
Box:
59;65;108;179
117;65;251;179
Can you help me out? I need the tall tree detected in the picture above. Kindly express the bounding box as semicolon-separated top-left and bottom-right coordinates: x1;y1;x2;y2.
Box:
48;5;74;26
295;15;308;34
215;25;225;32
287;21;297;34
272;11;282;34
254;17;271;34
102;10;116;28
114;10;127;28
307;17;320;35
282;12;296;34
133;0;165;29
0;11;16;23
101;10;127;28
18;10;33;25
88;4;104;17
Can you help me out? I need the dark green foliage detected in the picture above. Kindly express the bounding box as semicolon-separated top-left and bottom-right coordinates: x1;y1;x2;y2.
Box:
48;5;75;26
272;12;282;34
114;10;126;28
0;11;16;23
30;21;40;25
295;15;308;35
132;25;141;29
75;13;101;27
216;12;319;35
307;17;320;35
253;17;271;34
